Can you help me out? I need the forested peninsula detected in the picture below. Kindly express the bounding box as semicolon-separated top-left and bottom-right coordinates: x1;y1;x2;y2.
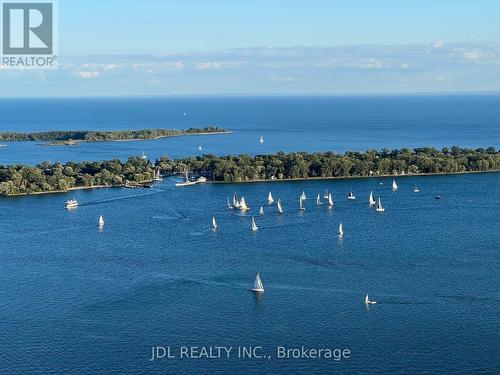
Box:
0;126;228;144
0;146;498;196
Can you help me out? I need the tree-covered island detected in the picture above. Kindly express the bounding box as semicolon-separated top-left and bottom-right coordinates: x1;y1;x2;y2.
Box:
0;126;228;145
0;146;498;196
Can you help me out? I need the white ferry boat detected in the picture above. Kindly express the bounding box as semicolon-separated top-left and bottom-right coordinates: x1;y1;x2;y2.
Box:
64;199;78;209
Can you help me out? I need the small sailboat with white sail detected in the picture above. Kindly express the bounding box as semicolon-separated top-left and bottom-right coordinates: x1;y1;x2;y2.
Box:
299;196;305;211
227;197;233;209
324;189;329;199
98;215;105;228
141;151;147;160
376;197;385;212
300;191;307;200
153;168;163;181
413;185;420;193
239;196;250;211
392;179;398;191
327;193;334;208
259;206;264;215
251;216;258;231
365;294;377;305
277;199;284;214
316;193;322;206
212;216;218;230
348;191;356;200
251;273;264;293
268;191;274;205
338;222;344;238
259;136;264;144
233;193;240;209
369;191;376;205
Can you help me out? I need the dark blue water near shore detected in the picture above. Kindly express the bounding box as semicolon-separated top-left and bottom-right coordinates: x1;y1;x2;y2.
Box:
1;172;499;374
0;95;499;165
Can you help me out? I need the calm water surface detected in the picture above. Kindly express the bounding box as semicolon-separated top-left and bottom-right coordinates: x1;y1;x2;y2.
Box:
0;173;499;374
0;95;499;165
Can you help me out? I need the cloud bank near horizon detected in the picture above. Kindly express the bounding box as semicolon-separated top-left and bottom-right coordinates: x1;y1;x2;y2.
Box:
2;43;500;96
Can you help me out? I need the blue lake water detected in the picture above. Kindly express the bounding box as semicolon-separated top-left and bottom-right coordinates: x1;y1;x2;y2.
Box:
0;95;499;165
0;96;499;374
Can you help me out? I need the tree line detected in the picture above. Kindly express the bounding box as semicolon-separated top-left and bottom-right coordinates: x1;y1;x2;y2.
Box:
0;126;227;142
0;146;498;196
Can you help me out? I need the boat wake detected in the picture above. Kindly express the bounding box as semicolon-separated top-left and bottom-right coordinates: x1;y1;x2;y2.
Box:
81;190;162;206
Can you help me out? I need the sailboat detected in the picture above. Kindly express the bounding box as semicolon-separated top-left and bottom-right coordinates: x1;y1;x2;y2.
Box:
413;185;420;193
175;171;197;187
299;196;306;211
324;188;329;199
348;191;356;200
198;145;202;151
251;216;258;231
212;216;218;230
365;294;377;305
277;199;284;214
300;191;307;200
233;193;240;209
153;168;163;181
376;197;385;212
141;151;147;159
268;191;274;205
327;193;334;208
316;193;322;206
227;197;233;209
251;273;264;293
369;191;376;205
240;196;250;211
259;136;264;144
338;222;344;238
98;215;105;227
392;179;398;191
259;206;264;215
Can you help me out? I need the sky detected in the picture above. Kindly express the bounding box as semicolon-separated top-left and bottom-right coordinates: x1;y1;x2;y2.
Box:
1;0;500;96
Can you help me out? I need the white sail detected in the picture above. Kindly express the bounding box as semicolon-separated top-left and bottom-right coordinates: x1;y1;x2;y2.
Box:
413;185;419;193
252;273;264;292
316;193;322;205
212;216;217;229
259;206;264;215
277;199;284;214
98;215;104;227
299;196;305;210
328;193;334;207
338;222;344;237
324;189;329;199
300;191;307;200
392;179;398;190
240;196;249;211
233;193;240;208
259;136;264;144
227;197;233;209
348;191;356;200
268;191;274;205
376;197;385;212
365;294;369;304
251;216;258;231
369;191;375;205
198;145;202;151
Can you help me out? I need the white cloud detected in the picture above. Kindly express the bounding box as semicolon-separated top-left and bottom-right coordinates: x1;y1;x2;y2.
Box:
464;51;480;60
433;41;444;48
436;75;446;83
401;63;410;69
195;62;222;70
76;71;99;79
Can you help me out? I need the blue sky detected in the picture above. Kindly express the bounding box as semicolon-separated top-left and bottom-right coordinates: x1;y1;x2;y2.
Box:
2;0;500;96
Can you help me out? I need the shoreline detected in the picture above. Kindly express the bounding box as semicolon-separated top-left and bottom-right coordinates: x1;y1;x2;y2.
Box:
3;170;498;197
36;130;232;146
207;169;500;184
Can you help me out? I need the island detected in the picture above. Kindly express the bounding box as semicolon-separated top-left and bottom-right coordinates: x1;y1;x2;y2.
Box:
0;146;498;196
0;126;228;145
